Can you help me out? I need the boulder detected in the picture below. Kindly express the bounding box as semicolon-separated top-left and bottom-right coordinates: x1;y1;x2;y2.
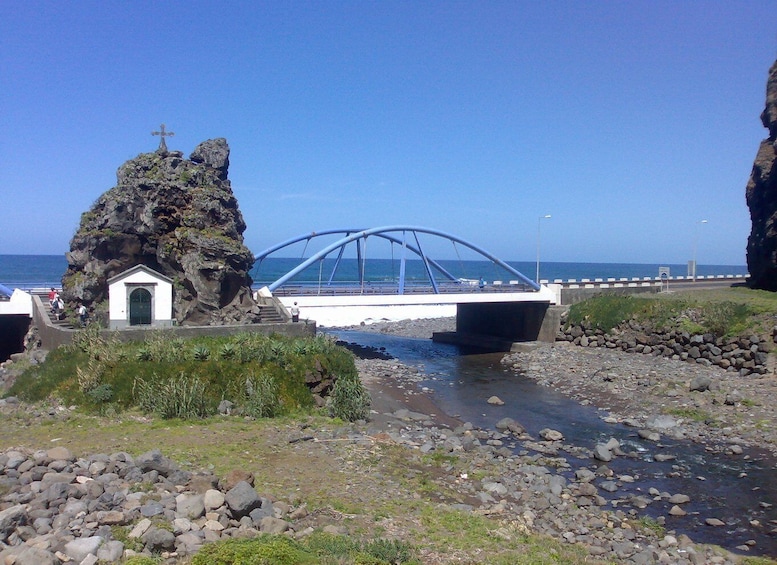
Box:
62;138;261;325
225;480;262;518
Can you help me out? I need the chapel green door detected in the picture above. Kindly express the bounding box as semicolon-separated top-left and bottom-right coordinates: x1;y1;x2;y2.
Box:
129;288;152;325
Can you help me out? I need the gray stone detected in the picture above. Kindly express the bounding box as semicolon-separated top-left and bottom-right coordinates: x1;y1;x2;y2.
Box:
495;417;525;434
176;493;205;519
225;480;262;518
136;449;178;476
259;516;290;534
204;488;225;510
539;428;564;441
96;540;124;562
0;504;27;540
46;446;73;461
646;414;679;430
0;546;58;565
64;535;103;562
689;376;712;392
593;444;613;462
143;526;177;551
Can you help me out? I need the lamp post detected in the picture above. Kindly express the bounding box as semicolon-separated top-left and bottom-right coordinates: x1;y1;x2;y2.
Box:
536;214;551;283
692;219;708;282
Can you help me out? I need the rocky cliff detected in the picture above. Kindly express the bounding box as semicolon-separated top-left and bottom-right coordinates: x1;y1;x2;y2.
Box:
62;139;261;325
746;59;777;291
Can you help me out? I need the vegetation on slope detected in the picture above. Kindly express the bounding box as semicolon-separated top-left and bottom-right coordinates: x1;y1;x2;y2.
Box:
7;328;369;422
567;287;777;337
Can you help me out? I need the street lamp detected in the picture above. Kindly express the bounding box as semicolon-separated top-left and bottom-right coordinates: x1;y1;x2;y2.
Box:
536;214;552;283
691;219;708;282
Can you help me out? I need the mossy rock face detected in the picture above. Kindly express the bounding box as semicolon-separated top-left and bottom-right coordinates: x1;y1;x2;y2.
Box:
62;138;261;326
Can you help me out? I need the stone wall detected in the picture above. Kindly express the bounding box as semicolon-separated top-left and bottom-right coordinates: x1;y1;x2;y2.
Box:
557;321;776;376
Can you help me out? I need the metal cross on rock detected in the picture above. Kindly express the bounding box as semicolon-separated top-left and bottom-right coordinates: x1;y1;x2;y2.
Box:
151;124;175;152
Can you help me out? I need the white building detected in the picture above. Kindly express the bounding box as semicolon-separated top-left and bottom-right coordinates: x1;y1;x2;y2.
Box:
107;265;174;329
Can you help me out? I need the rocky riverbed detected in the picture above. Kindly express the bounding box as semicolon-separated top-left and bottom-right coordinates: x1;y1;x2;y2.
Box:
0;317;773;564
342;317;777;562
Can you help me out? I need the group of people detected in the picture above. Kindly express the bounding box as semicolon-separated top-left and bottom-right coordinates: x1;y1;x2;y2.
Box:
48;288;88;326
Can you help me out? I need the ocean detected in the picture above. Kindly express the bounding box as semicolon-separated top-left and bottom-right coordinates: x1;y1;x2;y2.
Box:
0;254;749;290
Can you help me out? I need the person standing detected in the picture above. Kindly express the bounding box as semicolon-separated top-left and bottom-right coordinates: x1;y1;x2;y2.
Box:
290;302;300;323
48;288;58;312
77;302;88;327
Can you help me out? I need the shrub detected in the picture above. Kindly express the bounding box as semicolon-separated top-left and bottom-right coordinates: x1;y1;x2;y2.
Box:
191;345;211;361
191;536;316;565
219;343;238;359
567;295;650;333
330;373;371;422
362;538;415;563
133;372;213;419
303;531;360;557
76;358;103;393
242;372;281;418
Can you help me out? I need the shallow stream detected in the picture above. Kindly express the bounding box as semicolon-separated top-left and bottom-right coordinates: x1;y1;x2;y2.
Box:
330;329;777;557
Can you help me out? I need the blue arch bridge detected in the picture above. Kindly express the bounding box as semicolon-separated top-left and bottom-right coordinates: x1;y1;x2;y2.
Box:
252;226;560;346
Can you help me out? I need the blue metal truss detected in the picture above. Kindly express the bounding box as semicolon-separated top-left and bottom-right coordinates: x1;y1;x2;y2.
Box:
254;226;540;294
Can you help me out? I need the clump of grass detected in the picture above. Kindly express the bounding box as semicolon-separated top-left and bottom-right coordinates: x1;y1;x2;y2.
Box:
362;538;415;563
330;372;371;422
191;345;211;361
567;295;653;333
192;535;316;565
133;372;213;419
190;533;418;565
242;372;281;418
633;515;665;537
76;358;104;393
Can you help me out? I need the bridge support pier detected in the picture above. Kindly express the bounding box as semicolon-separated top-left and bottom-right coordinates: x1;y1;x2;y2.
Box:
433;302;562;351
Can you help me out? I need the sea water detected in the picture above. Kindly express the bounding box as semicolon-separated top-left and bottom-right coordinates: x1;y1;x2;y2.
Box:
0;254;749;289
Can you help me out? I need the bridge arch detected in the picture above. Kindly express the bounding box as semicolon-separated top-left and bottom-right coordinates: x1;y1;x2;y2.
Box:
253;226;540;294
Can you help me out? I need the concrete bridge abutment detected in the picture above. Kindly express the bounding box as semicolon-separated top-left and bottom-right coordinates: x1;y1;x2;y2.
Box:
433;301;562;351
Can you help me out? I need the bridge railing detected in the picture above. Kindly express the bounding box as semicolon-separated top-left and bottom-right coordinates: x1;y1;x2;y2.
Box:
265;280;537;297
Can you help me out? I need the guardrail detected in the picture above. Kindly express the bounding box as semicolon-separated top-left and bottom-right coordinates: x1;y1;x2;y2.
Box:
267;280;537;296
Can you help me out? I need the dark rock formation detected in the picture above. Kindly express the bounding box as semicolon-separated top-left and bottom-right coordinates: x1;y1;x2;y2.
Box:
746;59;777;291
62;139;261;325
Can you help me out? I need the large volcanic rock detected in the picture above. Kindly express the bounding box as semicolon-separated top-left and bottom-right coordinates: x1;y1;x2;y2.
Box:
746;59;777;291
62;139;261;325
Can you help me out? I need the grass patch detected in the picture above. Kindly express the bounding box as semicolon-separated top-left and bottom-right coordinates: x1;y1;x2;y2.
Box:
418;507;591;563
190;533;419;565
567;288;777;338
7;332;368;422
632;516;665;537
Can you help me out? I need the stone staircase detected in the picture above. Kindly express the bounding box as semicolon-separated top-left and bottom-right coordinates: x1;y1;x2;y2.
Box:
34;292;77;330
257;297;288;324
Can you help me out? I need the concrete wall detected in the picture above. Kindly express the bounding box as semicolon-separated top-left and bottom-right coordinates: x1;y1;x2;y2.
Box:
31;295;315;351
456;301;561;343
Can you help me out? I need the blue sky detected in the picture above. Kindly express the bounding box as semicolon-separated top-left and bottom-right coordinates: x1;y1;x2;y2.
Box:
1;1;774;266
